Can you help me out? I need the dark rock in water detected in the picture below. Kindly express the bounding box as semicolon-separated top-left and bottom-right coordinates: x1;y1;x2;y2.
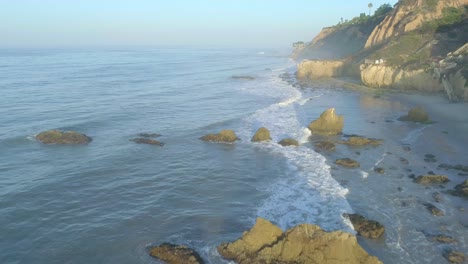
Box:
340;136;383;146
433;192;443;203
414;174;449;184
423;203;444;216
131;138;164;146
408;174;416;179
450;180;468;198
374;167;385;174
308;108;344;135
335;158;360;168
231;75;255;80
398;106;429;123
36;130;92;145
343;213;385;239
314;141;336;151
400;157;409;165
445;251;466;263
138;133;161;138
251;127;271;142
439;163;468;172
149;243;204;264
200;130;239;143
402;145;411;152
424;154;437;163
217;217;382;264
428;234;456;243
278;138;299;147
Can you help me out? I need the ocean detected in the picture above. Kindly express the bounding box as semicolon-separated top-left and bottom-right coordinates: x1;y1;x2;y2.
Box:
1;47;466;264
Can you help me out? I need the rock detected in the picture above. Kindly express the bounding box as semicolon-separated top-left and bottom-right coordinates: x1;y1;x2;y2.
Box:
398;107;429;123
251;127;271;142
308;108;344;135
296;60;345;79
374;167;385;174
424;203;444;216
340;136;382;146
278;138;299;147
36;130;92;145
439;164;468;172
335;158;360;168
445;251;466;264
344;213;385;239
149;243;204;264
314;141;336;151
451;180;468;198
403;145;411;152
429;234;456;243
217;217;382;264
131;138;164;146
414;175;449;184
424;154;437;163
200;130;239;143
232;75;255;80
138;133;161;138
400;157;409;165
433;192;443;203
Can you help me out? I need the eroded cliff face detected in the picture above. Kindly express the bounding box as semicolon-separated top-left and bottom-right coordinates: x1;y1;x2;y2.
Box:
365;0;468;48
296;60;345;79
360;64;442;91
450;69;468;101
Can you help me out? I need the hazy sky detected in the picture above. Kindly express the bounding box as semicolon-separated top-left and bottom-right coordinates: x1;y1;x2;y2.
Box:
1;0;398;48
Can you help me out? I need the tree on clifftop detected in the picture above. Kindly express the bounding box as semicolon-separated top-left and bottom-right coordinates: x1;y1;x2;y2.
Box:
368;3;373;16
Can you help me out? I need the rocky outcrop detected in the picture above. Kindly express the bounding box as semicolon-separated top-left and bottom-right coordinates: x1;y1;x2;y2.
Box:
278;138;299;147
365;0;468;48
232;76;255;80
138;133;161;138
149;243;204;264
314;141;336;151
36;130;92;144
200;130;239;143
296;60;345;79
131;138;164;146
398;107;430;123
308;108;344;135
374;167;385;174
251;127;272;142
217;217;382;264
340;136;383;146
335;158;360;168
445;251;466;264
360;64;442;91
451;180;468;197
344;213;385;239
424;203;444;216
414;174;449;184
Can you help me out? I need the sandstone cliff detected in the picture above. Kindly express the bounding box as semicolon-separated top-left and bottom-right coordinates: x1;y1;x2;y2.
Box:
296;60;346;79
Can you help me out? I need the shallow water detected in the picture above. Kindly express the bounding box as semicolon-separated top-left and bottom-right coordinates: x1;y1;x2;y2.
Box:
0;47;466;264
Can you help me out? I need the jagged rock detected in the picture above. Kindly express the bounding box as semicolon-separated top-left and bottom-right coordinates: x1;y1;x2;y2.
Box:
424;203;444;216
149;243;204;264
278;138;299;147
308;108;344;135
340;136;382;146
217;217;382;264
251;127;271;142
445;251;466;264
232;75;255;80
335;158;360;168
138;133;161;138
398;107;429;123
451;180;468;198
131;138;164;146
314;141;336;151
429;234;456;243
200;130;239;143
374;167;385;174
414;175;449;184
36;130;92;145
344;213;385;239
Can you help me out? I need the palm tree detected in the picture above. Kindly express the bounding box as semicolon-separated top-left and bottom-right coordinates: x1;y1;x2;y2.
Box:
368;3;373;16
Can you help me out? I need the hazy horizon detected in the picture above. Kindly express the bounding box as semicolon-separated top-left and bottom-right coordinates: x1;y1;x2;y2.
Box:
1;0;397;48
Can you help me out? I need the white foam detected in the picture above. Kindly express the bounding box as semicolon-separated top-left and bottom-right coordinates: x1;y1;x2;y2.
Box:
401;125;430;144
360;170;369;179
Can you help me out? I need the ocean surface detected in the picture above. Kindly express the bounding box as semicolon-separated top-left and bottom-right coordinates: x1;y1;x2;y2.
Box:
1;47;466;264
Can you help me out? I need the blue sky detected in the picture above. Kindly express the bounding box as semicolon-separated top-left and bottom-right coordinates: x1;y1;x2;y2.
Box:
0;0;398;48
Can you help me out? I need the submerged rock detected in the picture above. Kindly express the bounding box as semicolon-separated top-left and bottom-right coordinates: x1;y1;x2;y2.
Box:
439;164;468;172
149;243;204;264
251;127;271;142
429;234;456;243
36;130;92;145
398;107;429;123
200;130;239;143
414;175;449;184
314;141;336;151
308;108;344;135
217;217;382;264
131;138;164;146
445;251;466;264
344;213;385;239
231;75;255;80
451;180;468;198
340;136;383;146
278;138;299;147
138;133;161;138
335;158;360;168
374;167;385;174
424;203;444;216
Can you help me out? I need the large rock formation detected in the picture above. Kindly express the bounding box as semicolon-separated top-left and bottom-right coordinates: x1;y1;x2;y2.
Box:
149;243;204;264
251;127;272;142
308;108;344;135
36;130;92;145
344;213;385;239
217;217;382;264
278;138;299;147
398;106;430;123
200;130;239;143
296;60;345;79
